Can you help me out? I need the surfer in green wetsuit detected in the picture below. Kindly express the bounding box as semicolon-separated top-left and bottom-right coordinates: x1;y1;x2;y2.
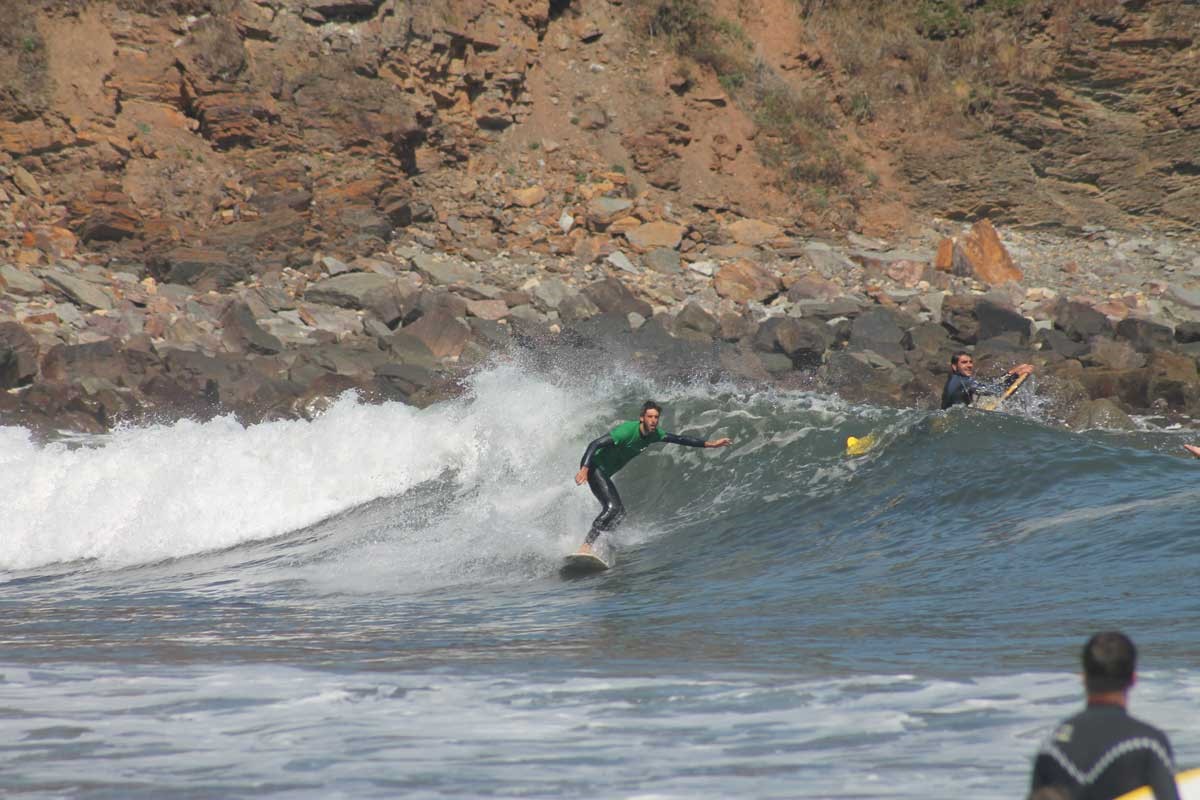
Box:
574;400;732;555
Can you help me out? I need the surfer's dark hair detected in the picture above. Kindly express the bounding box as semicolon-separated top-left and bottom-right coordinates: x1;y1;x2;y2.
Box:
1082;631;1136;694
950;351;971;365
640;400;662;416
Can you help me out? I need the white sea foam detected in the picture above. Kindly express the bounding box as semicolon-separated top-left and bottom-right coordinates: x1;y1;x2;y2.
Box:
0;363;747;573
0;361;908;576
0;393;477;570
0;664;1195;799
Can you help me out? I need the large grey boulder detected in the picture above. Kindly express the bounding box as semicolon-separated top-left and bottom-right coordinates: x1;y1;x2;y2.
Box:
558;292;601;323
305;272;419;327
753;317;830;369
221;302;284;355
582;278;653;318
151;247;249;289
673;302;719;340
530;278;571;311
1114;317;1174;353
1036;328;1089;360
941;294;980;345
42;268;115;311
0;323;39;388
975;299;1031;343
400;309;471;359
849;308;906;365
41;339;162;388
383;330;439;371
410;253;480;286
1;265;45;296
1067;398;1137;431
1055;300;1112;342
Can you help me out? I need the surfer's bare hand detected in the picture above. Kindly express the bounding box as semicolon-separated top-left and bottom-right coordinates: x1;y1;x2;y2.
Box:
1010;364;1034;376
707;437;733;448
575;466;589;485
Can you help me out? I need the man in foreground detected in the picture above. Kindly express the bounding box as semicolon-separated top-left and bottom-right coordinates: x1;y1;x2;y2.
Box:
941;351;1034;410
574;400;732;555
1029;631;1179;800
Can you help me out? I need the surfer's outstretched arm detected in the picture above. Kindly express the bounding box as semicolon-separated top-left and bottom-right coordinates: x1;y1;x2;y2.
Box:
576;434;614;484
1184;444;1200;459
662;433;733;448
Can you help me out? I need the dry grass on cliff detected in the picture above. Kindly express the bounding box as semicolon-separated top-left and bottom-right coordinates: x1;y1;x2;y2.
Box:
627;0;1153;215
0;2;52;121
632;0;857;207
798;0;1150;127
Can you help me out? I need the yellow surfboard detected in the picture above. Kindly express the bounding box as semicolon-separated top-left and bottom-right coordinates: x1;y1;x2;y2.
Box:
845;434;877;457
1114;767;1200;800
975;371;1029;412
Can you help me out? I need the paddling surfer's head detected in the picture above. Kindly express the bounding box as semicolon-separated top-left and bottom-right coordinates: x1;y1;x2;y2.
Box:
1082;631;1136;696
950;351;975;377
639;400;662;435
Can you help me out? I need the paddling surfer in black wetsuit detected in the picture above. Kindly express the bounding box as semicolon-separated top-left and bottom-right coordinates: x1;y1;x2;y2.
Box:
941;351;1034;410
1029;631;1180;800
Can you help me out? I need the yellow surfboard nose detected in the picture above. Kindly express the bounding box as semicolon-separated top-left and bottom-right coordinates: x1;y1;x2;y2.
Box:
845;434;876;456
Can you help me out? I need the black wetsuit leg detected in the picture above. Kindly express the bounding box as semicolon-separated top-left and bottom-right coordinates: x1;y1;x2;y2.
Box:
584;467;625;545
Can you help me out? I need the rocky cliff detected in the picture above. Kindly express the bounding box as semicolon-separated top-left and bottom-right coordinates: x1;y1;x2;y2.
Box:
3;0;1198;267
2;0;1199;434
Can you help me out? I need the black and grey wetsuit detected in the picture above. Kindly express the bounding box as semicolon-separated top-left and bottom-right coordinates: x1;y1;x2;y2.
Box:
941;372;1019;410
579;423;706;545
1030;703;1179;800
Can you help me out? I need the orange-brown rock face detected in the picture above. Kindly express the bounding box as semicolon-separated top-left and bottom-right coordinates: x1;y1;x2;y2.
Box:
947;220;1022;286
2;0;1197;277
0;0;556;269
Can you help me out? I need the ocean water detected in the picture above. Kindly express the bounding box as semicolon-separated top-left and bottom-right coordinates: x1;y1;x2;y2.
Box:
2;357;1198;799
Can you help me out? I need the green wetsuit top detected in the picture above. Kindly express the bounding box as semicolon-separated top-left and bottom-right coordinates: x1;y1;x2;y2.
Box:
581;420;705;477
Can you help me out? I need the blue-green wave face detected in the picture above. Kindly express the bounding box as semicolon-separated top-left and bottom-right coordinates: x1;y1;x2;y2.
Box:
2;356;1198;799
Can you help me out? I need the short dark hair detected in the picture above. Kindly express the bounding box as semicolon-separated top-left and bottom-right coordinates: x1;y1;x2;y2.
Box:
640;400;662;416
1082;631;1136;694
950;351;971;365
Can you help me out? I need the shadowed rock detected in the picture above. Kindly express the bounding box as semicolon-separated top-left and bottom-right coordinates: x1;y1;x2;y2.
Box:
850;308;910;364
673;302;719;340
754;317;831;369
1078;367;1151;409
410;254;480;287
221;302;284;355
1114;317;1175;353
941;295;981;344
375;362;436;400
1084;337;1145;370
305;272;419;327
1055;300;1112;342
581;278;653;318
151;247;249;290
975;299;1031;343
0;323;39;388
42;270;115;311
41;339;162;388
399;309;471;359
1036;328;1090;360
1147;351;1200;412
1068;398;1137;431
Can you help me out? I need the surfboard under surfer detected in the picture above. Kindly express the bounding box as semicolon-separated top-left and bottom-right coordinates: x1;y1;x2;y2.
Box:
574;400;732;555
941;351;1034;410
